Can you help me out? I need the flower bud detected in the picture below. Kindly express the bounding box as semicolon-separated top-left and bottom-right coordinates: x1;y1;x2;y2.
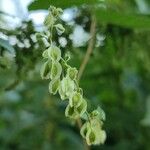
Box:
81;120;106;145
87;119;106;145
55;24;65;35
36;33;43;39
48;45;61;61
86;129;96;145
49;6;62;17
58;83;68;100
76;98;87;116
69;92;82;107
91;107;106;121
96;130;106;144
80;122;90;138
86;129;106;145
50;61;62;80
78;88;83;96
44;13;55;28
40;61;51;79
64;52;71;61
42;49;48;58
67;67;78;80
56;8;63;15
59;76;75;98
65;98;87;119
65;104;78;119
49;78;60;94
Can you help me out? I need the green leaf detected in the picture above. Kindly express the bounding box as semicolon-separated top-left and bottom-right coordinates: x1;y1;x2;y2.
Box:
0;38;15;56
95;9;150;30
28;0;100;10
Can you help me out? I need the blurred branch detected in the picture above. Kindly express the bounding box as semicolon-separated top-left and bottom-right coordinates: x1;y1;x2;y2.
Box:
76;15;96;150
94;9;150;29
4;79;20;91
78;15;96;80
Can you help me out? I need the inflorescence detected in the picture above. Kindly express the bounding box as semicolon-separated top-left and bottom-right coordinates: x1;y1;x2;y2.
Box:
38;6;106;145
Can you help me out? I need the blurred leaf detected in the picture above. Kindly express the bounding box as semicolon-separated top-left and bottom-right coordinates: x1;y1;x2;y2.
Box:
0;38;15;55
28;0;100;10
0;56;12;69
141;96;150;126
95;9;150;29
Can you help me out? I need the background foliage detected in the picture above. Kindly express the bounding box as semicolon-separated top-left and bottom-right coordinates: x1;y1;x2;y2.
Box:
0;0;150;150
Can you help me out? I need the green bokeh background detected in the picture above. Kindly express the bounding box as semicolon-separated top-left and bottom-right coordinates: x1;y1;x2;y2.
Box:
0;0;150;150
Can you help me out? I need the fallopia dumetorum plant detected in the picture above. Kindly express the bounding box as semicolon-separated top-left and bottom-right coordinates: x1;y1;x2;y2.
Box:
38;6;106;145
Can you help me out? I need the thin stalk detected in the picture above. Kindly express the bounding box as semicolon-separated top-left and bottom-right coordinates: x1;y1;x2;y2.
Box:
78;16;96;81
76;15;97;150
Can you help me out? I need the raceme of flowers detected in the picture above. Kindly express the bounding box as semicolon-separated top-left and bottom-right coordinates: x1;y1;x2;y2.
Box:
38;6;106;145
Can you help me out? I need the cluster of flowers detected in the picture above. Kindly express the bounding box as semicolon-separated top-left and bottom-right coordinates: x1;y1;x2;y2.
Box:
39;6;106;145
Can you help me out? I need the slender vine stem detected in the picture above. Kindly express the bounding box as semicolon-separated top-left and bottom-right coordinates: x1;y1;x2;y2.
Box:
78;16;96;81
76;15;96;150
